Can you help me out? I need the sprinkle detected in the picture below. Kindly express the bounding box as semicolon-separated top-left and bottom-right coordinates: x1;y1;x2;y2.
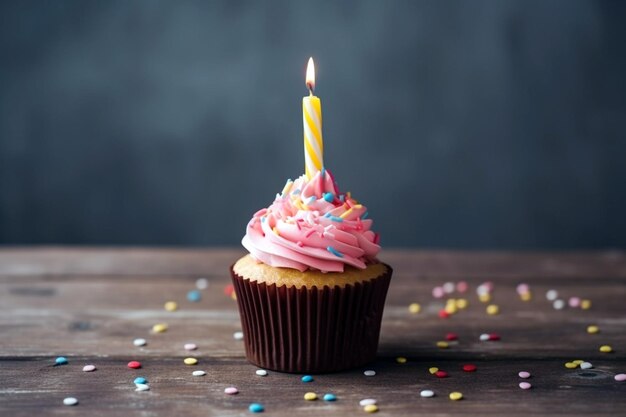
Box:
565;362;578;369
438;309;450;319
82;365;96;372
553;299;565;310
479;293;491;303
432;286;445;298
55;357;68;365
184;357;198;365
435;370;448;378
256;369;268;376
455;298;468;309
304;392;317;401
323;192;334;202
456;281;468;293
462;364;477;372
360;399;377;406
581;299;592;310
615;374;626;382
297;241;304;247
233;331;244;340
187;290;202;302
364;370;376;377
152;323;168;333
546;290;558;301
449;391;463;401
486;304;499;315
63;397;78;406
361;211;369;219
479;333;490;341
272;227;280;236
224;386;238;395
519;382;532;390
133;338;147;347
135;384;150;391
249;403;264;413
587;325;599;334
196;278;209;289
327;246;344;257
340;208;353;219
428;367;439;374
520;292;532;301
443;282;455;293
444;302;458;314
281;179;293;195
127;361;141;369
408;303;421;314
329;215;343;222
164;301;178;311
420;389;435;398
301;375;314;382
193;370;206;376
323;393;337;401
572;360;584;365
580;362;593;369
446;333;458;341
396;356;407;364
569;297;581;308
134;377;148;384
599;345;613;353
363;404;379;413
516;283;529;294
184;343;197;351
436;341;449;349
518;371;531;378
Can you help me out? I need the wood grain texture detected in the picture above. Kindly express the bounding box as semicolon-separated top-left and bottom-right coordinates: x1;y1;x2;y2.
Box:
1;248;625;416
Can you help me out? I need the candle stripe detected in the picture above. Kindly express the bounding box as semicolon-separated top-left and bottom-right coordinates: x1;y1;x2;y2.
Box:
303;95;323;179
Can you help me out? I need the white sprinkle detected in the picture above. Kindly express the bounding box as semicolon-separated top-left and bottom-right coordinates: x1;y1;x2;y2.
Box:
479;333;490;341
133;338;147;347
184;343;197;351
442;282;455;294
546;289;558;301
135;383;150;391
233;331;244;340
553;299;565;310
363;370;376;377
519;382;532;390
518;371;531;379
63;397;78;406
196;278;209;290
224;387;239;395
256;369;268;376
476;284;490;296
420;389;435;398
580;362;593;370
192;370;206;376
359;399;377;406
82;365;96;372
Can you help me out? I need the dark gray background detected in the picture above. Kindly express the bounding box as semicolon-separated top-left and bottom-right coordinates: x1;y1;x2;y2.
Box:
1;0;625;248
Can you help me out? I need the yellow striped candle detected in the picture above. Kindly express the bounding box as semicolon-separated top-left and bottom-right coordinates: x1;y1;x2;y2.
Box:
303;57;324;179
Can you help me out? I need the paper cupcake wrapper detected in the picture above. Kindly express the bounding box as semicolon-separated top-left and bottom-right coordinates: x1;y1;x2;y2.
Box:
231;264;392;373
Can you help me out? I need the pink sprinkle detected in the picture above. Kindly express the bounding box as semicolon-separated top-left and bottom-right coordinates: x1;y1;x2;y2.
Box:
519;382;532;390
456;281;468;293
568;297;581;308
516;283;529;295
305;229;316;238
432;287;445;298
184;343;197;351
297;241;304;247
518;371;531;379
224;387;239;395
615;374;626;382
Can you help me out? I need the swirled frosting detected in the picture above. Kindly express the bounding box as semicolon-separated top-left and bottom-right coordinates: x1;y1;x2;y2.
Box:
242;169;380;273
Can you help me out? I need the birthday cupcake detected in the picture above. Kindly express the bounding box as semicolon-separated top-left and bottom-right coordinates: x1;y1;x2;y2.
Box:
231;58;391;373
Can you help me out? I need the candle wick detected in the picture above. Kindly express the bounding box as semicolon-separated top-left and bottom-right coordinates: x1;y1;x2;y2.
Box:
306;82;314;95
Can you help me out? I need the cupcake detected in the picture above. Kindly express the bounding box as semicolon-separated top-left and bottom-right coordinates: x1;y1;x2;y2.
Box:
231;169;391;373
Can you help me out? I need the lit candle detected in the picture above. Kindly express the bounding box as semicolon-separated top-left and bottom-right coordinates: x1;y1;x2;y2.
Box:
303;57;323;179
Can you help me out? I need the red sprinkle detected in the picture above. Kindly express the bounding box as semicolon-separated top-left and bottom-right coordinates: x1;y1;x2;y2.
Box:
223;284;235;297
438;310;450;319
445;332;458;341
462;364;477;372
488;333;500;341
435;370;449;378
127;361;141;369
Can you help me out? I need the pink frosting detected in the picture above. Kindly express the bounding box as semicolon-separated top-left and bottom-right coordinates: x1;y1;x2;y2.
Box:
242;169;380;273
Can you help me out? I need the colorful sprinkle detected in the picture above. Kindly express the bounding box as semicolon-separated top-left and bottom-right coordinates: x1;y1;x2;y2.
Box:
445;333;458;341
127;361;141;369
184;357;198;365
456;281;468;293
486;304;499;315
449;391;463;401
359;399;377;406
462;364;477;372
327;246;343;257
581;299;592;310
135;384;150;392
304;392;317;401
164;301;178;311
436;341;449;349
553;299;565;310
478;293;491;303
479;333;490;341
256;369;268;376
569;297;581;308
187;290;202;302
184;343;198;351
615;374;626;382
134;377;148;384
82;365;96;372
328;215;343;222
55;356;68;365
396;357;407;364
518;371;531;379
249;403;264;413
301;375;314;382
323;192;334;202
565;362;578;369
63;397;78;406
224;387;238;395
408;303;421;314
152;323;168;333
519;382;532;390
580;362;593;370
420;389;435;398
435;370;448;378
572;360;584;365
364;370;376;377
443;282;455;294
323;393;337;401
455;298;468;309
428;367;439;374
233;331;244;340
363;404;379;413
133;338;147;347
520;292;532;301
196;278;209;289
599;345;613;353
516;283;530;294
192;370;206;376
587;325;599;334
546;290;558;301
438;309;450;319
432;286;445;298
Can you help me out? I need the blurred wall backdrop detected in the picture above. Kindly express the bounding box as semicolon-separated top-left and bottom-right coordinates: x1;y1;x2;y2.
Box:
1;0;625;248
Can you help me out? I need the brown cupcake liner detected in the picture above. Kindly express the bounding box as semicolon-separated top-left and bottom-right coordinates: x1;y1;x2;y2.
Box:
230;264;392;373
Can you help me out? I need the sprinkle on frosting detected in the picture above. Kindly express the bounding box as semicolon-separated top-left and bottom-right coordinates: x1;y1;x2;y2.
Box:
242;169;380;272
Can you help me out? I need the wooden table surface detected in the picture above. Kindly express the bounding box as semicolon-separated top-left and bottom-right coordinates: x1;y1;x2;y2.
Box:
1;248;625;416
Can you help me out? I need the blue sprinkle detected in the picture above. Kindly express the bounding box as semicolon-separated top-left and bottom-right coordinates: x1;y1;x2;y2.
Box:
339;195;345;202
323;393;337;401
292;189;301;195
261;216;266;222
55;356;68;365
187;290;202;302
134;377;148;385
249;403;264;413
324;212;331;218
323;192;334;202
307;196;316;204
329;216;343;222
321;167;326;178
361;211;369;220
327;246;343;258
301;375;314;383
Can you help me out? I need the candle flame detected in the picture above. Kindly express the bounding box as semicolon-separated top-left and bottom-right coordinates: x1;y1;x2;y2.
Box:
306;57;315;93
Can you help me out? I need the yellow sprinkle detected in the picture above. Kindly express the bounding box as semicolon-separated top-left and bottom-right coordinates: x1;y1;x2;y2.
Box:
565;362;578;369
408;303;421;314
230;292;237;301
164;301;178;312
572;360;584;365
184;357;198;365
303;392;317;401
587;325;599;334
455;298;468;309
581;299;592;310
363;404;378;413
429;367;439;374
444;303;458;314
396;357;407;364
479;293;491;303
520;292;532;301
340;208;353;219
281;180;293;195
436;341;449;349
446;298;457;305
354;204;363;209
272;227;280;236
599;345;612;353
486;304;499;315
449;391;463;401
152;323;168;333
